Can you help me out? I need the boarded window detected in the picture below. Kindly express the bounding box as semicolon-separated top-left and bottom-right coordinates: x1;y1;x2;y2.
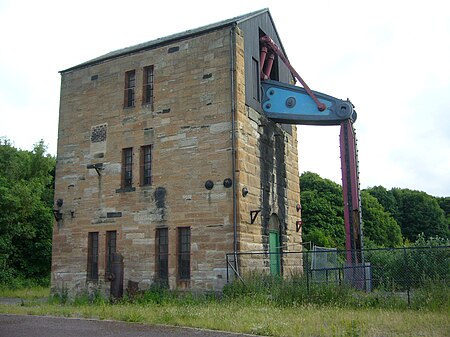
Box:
124;70;136;108
156;228;168;284
122;148;133;188
252;57;260;102
105;230;117;279
87;232;99;281
143;66;154;106
177;227;190;280
140;145;152;186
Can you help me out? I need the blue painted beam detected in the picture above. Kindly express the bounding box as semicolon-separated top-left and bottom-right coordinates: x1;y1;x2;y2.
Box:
261;80;356;125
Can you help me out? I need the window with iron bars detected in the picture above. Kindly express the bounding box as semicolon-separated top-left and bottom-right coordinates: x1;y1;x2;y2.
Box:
177;227;191;280
122;147;133;188
156;228;169;284
105;230;117;279
140;145;152;186
143;66;154;106
124;70;136;108
87;232;99;281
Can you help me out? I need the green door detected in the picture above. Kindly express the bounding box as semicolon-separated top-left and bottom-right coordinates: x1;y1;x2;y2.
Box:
269;231;281;275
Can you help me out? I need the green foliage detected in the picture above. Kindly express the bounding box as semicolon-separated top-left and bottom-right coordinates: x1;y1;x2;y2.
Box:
365;236;449;292
392;188;449;241
300;172;405;248
365;186;399;215
0;139;55;285
222;272;449;310
73;290;107;306
411;279;450;310
223;273;354;307
122;283;220;307
437;196;450;233
437;197;450;216
356;185;449;244
0;285;49;299
360;191;402;247
132;283;175;304
300;172;345;248
2;295;448;337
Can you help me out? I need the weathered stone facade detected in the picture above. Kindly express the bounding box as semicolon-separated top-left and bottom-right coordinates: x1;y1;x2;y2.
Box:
52;9;301;296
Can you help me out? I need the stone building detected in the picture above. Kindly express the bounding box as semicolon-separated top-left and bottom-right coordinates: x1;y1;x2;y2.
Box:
52;8;302;296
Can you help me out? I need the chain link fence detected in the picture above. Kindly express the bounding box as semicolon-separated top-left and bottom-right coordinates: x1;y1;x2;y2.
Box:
226;246;450;301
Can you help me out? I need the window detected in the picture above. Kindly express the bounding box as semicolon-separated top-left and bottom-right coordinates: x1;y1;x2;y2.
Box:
258;29;279;82
105;231;117;279
124;70;136;108
87;232;99;281
143;66;154;105
122;148;133;188
140;145;152;186
156;228;168;284
177;227;191;280
252;57;260;101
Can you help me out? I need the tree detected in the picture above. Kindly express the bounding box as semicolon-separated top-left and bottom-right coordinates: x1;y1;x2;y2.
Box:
365;186;399;215
360;190;402;247
300;172;345;248
437;197;450;234
392;188;449;241
0;139;55;284
300;173;411;249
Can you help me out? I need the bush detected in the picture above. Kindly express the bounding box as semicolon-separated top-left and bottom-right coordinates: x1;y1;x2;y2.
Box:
223;273;354;307
411;279;450;311
222;272;449;310
363;236;449;291
0;275;49;290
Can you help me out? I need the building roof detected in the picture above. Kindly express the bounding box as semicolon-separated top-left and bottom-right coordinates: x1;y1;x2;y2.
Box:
61;8;275;74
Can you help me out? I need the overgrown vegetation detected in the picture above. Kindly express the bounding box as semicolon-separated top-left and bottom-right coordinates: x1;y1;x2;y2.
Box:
222;273;449;311
0;277;448;337
0;285;49;299
0;138;55;287
300;172;450;248
365;235;450;292
0;138;448;336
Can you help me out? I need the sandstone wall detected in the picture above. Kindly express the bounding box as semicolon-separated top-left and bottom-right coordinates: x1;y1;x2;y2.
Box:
234;28;302;276
53;28;235;295
53;25;303;296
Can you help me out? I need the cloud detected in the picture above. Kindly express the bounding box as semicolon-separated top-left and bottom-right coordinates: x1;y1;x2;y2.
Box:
0;0;449;196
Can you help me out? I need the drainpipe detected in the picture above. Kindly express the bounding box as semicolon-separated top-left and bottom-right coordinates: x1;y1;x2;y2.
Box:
230;23;238;265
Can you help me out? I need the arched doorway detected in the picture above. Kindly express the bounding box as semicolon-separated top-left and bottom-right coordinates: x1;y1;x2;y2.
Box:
268;214;281;276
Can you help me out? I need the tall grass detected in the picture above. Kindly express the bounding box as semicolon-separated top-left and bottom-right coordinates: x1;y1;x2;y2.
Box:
0;285;49;299
222;273;449;310
1;297;448;337
0;275;448;336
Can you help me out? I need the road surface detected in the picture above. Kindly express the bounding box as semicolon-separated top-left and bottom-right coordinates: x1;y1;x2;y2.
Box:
0;314;258;337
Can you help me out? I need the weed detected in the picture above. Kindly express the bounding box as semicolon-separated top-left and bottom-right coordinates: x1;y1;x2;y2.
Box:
223;272;450;311
411;279;450;310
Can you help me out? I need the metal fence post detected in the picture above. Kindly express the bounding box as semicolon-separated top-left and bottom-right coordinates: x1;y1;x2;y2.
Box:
403;246;411;306
226;254;229;283
305;251;310;295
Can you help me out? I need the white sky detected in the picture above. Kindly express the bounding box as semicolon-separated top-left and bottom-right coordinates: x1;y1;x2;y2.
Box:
0;0;449;197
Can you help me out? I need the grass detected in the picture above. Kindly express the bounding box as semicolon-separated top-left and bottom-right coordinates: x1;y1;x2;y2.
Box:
1;300;448;336
0;277;449;336
0;285;49;299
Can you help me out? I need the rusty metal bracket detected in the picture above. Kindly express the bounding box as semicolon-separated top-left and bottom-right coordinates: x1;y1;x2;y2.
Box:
87;163;104;176
53;209;62;221
250;210;261;224
296;220;303;233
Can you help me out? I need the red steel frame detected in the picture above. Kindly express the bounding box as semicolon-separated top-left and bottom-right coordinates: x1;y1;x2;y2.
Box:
260;36;364;266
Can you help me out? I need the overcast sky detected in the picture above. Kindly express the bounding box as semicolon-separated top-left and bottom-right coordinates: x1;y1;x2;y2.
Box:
0;0;449;197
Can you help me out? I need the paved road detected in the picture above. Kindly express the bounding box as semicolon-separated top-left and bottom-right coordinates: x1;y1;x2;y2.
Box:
0;314;258;337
